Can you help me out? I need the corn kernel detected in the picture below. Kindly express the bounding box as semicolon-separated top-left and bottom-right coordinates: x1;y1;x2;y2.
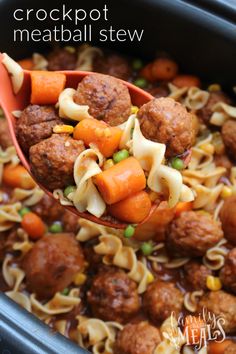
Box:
221;186;233;199
64;46;76;53
131;105;139;114
200;143;215;155
147;272;154;284
73;273;87;286
103;159;114;170
53;124;74;134
208;84;221;92
206;276;222;291
212;132;225;155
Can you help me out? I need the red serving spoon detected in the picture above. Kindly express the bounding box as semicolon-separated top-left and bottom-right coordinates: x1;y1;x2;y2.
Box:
0;52;167;233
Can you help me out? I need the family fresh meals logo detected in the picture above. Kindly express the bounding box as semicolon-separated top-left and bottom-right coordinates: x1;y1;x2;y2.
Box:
163;309;226;351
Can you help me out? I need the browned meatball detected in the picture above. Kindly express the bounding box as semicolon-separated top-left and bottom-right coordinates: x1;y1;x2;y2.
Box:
224;343;236;354
29;134;85;190
222;120;236;159
220;248;236;294
167;211;223;257
74;73;132;126
214;154;233;173
22;233;84;299
220;196;236;245
61;209;80;233
16;105;61;152
94;54;131;80
143;281;183;324
184;261;212;290
138;97;194;157
47;48;77;71
0;119;12;149
147;85;169;98
114;321;161;354
198;91;230;125
32;194;65;222
87;269;140;323
198;290;236;333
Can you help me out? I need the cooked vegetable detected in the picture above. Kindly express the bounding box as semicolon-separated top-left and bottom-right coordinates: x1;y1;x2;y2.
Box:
18;58;33;70
30;71;66;105
113;149;129;164
103;159;115;170
208;340;233;354
171;157;184;170
184;316;205;345
3;164;36;189
172;75;201;88
175;201;193;217
124;225;135;238
206;275;222;291
61;288;70;296
49;221;63;233
21;212;46;240
108;191;151;223
64;185;76;198
95;157;146;205
132;59;143;70
134;78;148;88
73;118;122;158
19;207;31;217
140;242;154;256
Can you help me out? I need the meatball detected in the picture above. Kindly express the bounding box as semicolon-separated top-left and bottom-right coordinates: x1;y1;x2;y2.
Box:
16;105;61;152
220;248;236;294
137;97;194;157
214;154;233;173
32;194;65;222
220;196;236;245
147;85;169;98
184;261;212;291
22;233;84;299
224;343;236;354
29;134;85;190
74;73;132;126
47;48;77;71
114;321;161;354
143;281;183;324
87;269;140;323
62;210;80;233
222;120;236;159
0;119;12;149
198;290;236;333
167;211;223;257
198;91;230;125
94;54;131;80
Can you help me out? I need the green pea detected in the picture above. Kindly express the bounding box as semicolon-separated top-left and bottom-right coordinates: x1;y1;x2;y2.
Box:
124;225;135;238
140;242;154;256
64;185;76;198
19;207;31;217
134;78;148;88
113;149;129;164
49;221;63;233
132;59;143;71
61;288;69;296
171;157;184;171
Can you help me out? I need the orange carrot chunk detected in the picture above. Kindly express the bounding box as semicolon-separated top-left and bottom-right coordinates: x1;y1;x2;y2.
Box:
21;212;46;240
184;316;206;346
18;58;34;70
172;74;201;88
151;58;178;81
30;71;66;105
175;201;193;217
2;164;36;189
73;118;122;158
208;340;233;354
140;63;155;82
108;191;152;223
95;157;146;205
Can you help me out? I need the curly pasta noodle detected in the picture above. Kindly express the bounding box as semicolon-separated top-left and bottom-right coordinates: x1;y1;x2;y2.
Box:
76;218;120;242
13;186;44;206
203;238;229;270
32;53;48;70
210;101;236;126
12;228;33;255
120;115;194;207
76;45;102;71
146;243;189;269
94;234;153;293
184;87;210;110
2;53;24;94
0;145;19;182
0;202;22;232
3;254;25;292
184;290;204;313
168;83;188;101
58;88;92;121
77;316;123;354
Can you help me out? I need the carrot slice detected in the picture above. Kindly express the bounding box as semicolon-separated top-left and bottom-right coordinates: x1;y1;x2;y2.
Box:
175;201;193;217
2;164;36;189
95;157;146;205
208;340;233;354
108;191;152;223
74;119;122;158
172;74;201;88
18;58;34;70
21;212;46;240
30;71;66;105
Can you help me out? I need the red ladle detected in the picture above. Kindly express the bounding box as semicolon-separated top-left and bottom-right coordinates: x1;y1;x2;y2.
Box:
0;52;162;232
